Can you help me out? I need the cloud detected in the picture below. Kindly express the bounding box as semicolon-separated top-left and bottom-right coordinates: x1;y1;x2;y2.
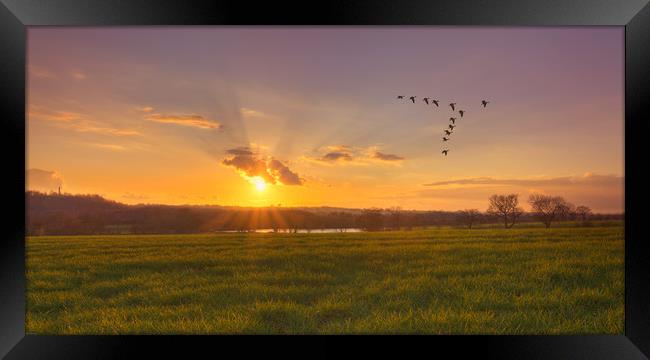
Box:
306;145;405;165
70;71;87;80
225;146;255;156
423;173;622;188
27;169;63;192
240;108;282;124
222;155;275;183
84;143;128;152
222;151;303;186
28;67;85;81
145;113;222;130
29;106;140;136
326;145;353;152
72;123;140;136
268;159;303;185
371;151;405;162
28;65;56;79
307;145;356;164
28;108;83;122
240;108;267;118
139;106;155;113
322;151;353;162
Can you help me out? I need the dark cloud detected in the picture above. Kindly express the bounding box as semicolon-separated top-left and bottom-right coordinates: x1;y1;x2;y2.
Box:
27;168;63;192
225;146;254;156
222;155;276;184
309;145;405;165
322;152;353;162
222;154;303;186
372;151;405;161
309;145;356;163
268;159;303;185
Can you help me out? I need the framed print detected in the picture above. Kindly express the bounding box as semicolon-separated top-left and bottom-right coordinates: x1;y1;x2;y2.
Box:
1;0;649;358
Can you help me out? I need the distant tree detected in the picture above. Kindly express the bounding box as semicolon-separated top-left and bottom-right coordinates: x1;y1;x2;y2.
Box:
401;211;416;231
357;208;384;231
575;205;592;225
284;210;309;233
457;209;481;229
560;201;576;221
487;194;524;229
302;212;318;233
528;194;574;228
327;211;352;232
386;206;403;230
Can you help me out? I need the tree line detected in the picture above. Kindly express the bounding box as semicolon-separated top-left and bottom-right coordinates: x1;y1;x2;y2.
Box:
459;193;600;229
26;191;621;235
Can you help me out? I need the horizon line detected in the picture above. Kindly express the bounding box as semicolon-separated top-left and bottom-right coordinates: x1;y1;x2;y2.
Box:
25;190;626;215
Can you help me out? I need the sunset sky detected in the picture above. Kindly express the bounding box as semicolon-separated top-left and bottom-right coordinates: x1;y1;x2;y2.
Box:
27;27;624;212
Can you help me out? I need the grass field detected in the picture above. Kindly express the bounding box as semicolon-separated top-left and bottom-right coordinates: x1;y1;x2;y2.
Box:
26;225;624;334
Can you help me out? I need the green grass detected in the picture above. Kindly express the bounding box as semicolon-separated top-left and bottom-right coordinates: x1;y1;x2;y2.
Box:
26;225;624;334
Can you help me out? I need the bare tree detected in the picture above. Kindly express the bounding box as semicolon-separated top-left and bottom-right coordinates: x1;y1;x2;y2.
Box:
457;209;481;229
528;194;575;228
575;205;592;225
559;201;576;221
487;194;524;229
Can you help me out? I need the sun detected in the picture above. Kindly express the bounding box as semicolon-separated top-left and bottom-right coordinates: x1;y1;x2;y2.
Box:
251;177;267;192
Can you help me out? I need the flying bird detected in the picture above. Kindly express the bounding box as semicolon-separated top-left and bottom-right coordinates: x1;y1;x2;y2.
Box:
397;95;404;99
448;124;456;130
432;100;440;107
449;117;456;124
449;103;457;111
442;149;449;156
409;96;416;103
444;129;452;136
481;100;490;108
442;137;449;142
459;110;465;117
423;97;430;105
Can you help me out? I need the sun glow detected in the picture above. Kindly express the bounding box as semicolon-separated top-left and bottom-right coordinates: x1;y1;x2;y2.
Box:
251;177;267;192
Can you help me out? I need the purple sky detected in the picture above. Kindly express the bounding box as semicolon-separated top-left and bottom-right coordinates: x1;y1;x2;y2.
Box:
27;27;624;211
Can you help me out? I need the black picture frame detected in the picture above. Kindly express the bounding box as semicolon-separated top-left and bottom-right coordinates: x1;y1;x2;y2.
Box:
1;0;649;358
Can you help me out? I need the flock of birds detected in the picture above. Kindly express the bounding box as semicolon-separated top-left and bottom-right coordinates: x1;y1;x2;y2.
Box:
396;95;490;156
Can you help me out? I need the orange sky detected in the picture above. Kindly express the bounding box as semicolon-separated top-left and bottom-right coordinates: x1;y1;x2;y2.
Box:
26;27;624;212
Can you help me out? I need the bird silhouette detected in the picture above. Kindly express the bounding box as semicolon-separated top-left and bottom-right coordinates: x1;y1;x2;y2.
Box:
449;103;457;111
449;117;456;124
442;149;449;156
423;97;430;105
432;100;440;107
448;124;456;130
409;96;416;103
444;129;452;136
442;137;450;142
481;100;489;107
459;110;465;117
397;95;404;99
